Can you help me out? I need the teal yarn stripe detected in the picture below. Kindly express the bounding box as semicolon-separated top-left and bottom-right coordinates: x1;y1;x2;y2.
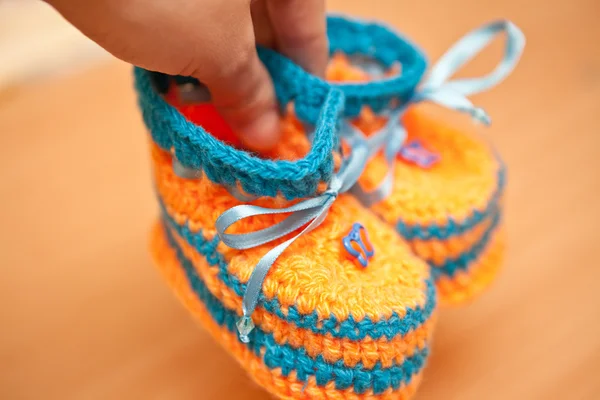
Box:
397;160;506;240
162;224;429;395
159;204;436;341
430;207;502;279
326;14;427;116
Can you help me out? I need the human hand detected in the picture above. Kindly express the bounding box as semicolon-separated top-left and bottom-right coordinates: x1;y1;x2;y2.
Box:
45;0;328;151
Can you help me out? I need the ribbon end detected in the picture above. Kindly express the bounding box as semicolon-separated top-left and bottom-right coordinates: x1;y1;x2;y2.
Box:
173;157;203;179
237;316;255;343
462;106;491;126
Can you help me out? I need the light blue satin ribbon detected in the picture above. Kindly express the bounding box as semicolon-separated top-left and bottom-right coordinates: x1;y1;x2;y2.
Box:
173;158;259;202
351;20;525;206
215;123;369;342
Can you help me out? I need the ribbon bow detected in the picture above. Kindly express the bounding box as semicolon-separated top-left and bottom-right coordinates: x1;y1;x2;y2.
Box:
351;20;526;206
215;123;368;342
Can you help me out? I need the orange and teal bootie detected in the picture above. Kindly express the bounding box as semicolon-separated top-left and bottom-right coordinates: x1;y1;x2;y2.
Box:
325;19;525;305
136;16;437;399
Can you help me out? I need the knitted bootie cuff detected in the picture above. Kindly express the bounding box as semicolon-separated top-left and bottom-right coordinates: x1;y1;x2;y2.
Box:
148;15;427;121
266;15;427;120
134;65;342;200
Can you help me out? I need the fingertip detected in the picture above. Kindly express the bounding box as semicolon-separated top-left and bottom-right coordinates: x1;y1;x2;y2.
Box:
200;23;282;153
235;109;281;152
209;58;281;152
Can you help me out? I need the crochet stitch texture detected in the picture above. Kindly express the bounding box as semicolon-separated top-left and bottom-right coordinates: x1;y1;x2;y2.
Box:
326;54;507;304
138;14;520;398
139;16;436;398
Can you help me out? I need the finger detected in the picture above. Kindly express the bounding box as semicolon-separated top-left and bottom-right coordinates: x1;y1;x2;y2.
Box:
251;0;276;48
199;7;281;151
46;0;281;151
266;0;328;76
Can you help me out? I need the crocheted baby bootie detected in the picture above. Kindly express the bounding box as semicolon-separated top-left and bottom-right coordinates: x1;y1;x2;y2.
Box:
326;20;525;305
135;21;437;398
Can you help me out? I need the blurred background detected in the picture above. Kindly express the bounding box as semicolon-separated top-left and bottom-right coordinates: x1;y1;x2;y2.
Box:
0;0;108;89
1;0;599;399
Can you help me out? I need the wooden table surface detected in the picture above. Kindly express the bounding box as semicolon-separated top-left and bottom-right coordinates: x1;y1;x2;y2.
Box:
1;0;599;398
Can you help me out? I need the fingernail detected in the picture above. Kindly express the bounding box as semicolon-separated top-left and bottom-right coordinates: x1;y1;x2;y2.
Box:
237;110;281;152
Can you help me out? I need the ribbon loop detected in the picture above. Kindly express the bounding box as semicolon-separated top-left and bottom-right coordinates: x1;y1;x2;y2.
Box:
422;20;525;99
216;197;330;249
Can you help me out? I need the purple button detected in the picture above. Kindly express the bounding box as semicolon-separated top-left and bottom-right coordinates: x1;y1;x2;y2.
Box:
398;140;440;168
343;223;375;267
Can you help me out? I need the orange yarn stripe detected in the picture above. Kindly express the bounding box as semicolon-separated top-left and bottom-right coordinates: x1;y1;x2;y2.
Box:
151;142;432;323
436;225;506;305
